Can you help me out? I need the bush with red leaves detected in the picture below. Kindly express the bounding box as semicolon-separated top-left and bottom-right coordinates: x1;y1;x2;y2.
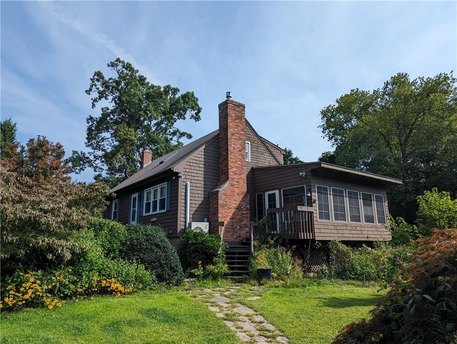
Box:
333;229;457;344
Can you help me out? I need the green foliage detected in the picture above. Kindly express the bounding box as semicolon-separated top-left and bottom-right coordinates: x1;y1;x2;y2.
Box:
389;216;421;245
333;229;457;344
417;188;457;233
123;225;184;285
0;118;17;158
87;217;127;258
70;228;154;289
71;58;202;186
323;241;415;282
251;246;303;281
190;256;230;280
283;147;303;165
320;72;457;222
0;136;108;274
178;230;226;272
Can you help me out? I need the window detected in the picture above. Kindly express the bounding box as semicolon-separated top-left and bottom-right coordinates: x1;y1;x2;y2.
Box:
332;188;346;221
245;141;251;162
317;185;330;220
375;194;386;224
144;183;167;215
111;199;119;220
130;193;139;224
255;193;265;221
347;190;361;222
282;186;307;208
361;193;375;223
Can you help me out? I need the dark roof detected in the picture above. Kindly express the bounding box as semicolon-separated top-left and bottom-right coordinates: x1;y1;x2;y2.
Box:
111;130;219;192
253;162;402;185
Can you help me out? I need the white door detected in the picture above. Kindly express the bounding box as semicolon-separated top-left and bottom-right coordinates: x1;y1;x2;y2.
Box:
265;190;280;232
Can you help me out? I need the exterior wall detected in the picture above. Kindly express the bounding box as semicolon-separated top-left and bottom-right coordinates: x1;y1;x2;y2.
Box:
177;137;220;233
252;166;391;242
310;174;391;242
210;99;250;242
261;138;284;165
246;125;283;224
110;174;179;236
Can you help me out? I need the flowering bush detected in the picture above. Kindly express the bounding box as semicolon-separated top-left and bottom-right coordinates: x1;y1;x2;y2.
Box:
0;269;135;311
190;256;230;280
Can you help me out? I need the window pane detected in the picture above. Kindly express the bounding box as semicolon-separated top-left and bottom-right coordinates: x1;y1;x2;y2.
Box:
245;141;251;162
375;195;386;224
145;202;151;214
153;188;158;200
332;188;346;221
283;186;306;208
159;198;166;211
362;193;374;223
152;200;158;212
160;185;166;198
145;190;151;202
347;191;361;222
256;193;264;221
317;186;330;220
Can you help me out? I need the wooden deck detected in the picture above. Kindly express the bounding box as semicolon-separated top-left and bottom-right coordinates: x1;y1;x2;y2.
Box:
255;206;315;240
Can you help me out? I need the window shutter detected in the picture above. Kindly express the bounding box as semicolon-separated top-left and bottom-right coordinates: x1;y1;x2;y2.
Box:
138;191;142;219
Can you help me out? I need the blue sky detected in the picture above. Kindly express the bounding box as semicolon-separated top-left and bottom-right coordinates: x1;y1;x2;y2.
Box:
2;1;456;181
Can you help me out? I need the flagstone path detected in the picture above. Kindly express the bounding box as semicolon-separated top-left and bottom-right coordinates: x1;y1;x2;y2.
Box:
187;285;289;344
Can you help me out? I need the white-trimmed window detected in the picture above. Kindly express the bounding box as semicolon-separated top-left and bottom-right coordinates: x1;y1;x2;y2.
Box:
245;141;251;162
316;185;330;220
361;192;375;223
375;194;386;224
347;190;361;222
111;199;119;220
130;193;139;224
144;183;167;215
331;187;346;221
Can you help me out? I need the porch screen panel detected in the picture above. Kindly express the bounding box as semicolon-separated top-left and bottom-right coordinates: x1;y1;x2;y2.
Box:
347;191;361;222
362;193;375;223
331;188;346;221
317;186;330;220
375;194;386;224
282;186;306;207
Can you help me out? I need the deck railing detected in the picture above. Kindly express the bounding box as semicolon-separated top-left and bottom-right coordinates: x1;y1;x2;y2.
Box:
255;206;315;241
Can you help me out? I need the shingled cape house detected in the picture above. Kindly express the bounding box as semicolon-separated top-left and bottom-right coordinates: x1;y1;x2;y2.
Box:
108;93;401;274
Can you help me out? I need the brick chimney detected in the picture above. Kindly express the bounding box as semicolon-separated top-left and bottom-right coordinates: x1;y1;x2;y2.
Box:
141;148;153;168
210;92;250;242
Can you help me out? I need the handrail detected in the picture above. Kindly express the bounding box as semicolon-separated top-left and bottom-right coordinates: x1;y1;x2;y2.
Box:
255;206;315;240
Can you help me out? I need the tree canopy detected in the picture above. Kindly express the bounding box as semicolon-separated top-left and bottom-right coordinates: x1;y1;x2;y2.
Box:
320;72;457;221
69;58;202;186
0;118;17;158
283;147;303;165
1;134;108;273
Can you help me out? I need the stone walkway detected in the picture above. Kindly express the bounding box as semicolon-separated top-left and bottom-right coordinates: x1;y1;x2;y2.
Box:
187;285;289;344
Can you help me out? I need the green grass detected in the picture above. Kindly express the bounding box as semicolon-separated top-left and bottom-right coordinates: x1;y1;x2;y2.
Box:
234;280;383;344
0;290;240;344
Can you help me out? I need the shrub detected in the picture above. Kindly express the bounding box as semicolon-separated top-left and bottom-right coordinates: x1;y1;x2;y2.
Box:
0;268;139;311
251;246;303;281
417;188;457;234
389;216;421;245
87;217;126;258
190;256;230;280
123;224;184;285
322;241;414;282
178;230;226;272
333;229;457;344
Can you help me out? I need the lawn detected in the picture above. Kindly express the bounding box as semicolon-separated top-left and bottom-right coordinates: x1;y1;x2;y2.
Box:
0;290;239;344
1;280;382;344
234;280;383;344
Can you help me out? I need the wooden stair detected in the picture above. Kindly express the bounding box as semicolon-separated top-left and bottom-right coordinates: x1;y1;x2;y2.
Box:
226;242;251;278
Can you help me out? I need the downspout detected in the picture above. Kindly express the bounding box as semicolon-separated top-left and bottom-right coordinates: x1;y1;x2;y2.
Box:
185;181;190;228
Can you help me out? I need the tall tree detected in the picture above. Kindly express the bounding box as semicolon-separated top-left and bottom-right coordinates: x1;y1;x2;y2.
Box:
70;58;202;186
1;136;108;273
320;72;457;221
0;118;18;158
283;147;304;165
